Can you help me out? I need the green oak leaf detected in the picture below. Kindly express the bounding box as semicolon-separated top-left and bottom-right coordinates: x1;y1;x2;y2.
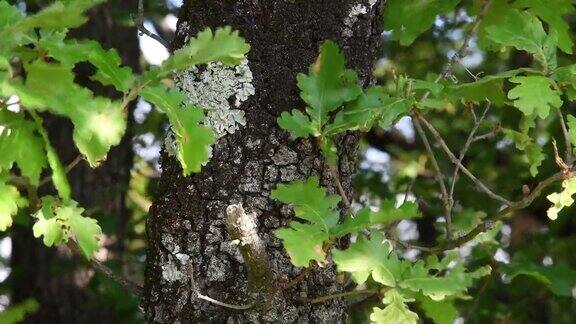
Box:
277;109;318;138
0;298;39;324
553;64;576;100
0;179;20;231
271;177;340;267
159;27;250;76
444;70;521;106
46;141;72;201
299;41;361;127
502;128;545;177
546;177;576;220
513;0;574;54
39;34;136;92
326;87;411;135
507;76;562;119
370;289;418;324
68;207;102;258
71;98;127;166
271;177;340;230
506;261;576;297
275;222;327;267
333;232;408;286
383;0;460;46
88;47;136;93
418;297;458;324
566;115;576;149
18;0;104;30
400;262;491;301
141;84;215;175
0;111;47;185
32;198;101;258
486;9;556;69
485;9;545;52
331;200;421;237
32;197;66;247
6;61;127;166
525;143;545;177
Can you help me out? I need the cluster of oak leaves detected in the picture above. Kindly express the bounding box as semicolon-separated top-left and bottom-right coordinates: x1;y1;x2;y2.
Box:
1;0;576;322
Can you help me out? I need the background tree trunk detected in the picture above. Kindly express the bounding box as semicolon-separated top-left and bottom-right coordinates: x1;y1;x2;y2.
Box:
144;1;382;322
9;2;140;322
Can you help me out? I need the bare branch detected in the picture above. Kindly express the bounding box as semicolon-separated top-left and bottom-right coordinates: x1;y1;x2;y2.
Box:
436;171;563;251
412;115;452;237
415;112;512;206
421;0;494;101
68;241;143;297
449;103;491;198
473;131;497;142
134;0;170;50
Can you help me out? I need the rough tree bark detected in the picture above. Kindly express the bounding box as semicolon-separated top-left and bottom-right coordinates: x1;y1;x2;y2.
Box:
9;2;139;322
144;1;382;322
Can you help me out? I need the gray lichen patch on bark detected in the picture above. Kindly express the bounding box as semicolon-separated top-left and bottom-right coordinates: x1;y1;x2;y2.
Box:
343;0;378;37
175;59;255;138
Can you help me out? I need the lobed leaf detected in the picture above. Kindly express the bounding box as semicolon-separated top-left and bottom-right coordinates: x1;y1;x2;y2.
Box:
383;0;461;46
507;76;562;119
371;289;418;324
0;178;20;231
0;111;47;185
271;177;341;267
141;84;215;175
298;41;361;127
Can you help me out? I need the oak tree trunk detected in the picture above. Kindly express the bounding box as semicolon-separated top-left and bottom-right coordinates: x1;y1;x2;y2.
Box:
144;1;382;322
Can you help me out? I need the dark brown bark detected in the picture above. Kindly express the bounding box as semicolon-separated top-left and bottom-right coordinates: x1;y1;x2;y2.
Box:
144;1;382;322
9;2;140;323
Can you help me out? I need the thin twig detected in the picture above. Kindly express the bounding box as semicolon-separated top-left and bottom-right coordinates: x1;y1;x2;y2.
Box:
402;171;563;252
473;131;496;142
68;241;144;297
449;103;491;198
38;155;83;187
327;163;352;213
195;293;254;310
415;111;512;206
283;267;313;290
134;0;169;50
187;257;254;310
403;177;416;204
557;108;572;163
412;115;452;236
436;171;563;252
305;289;379;304
421;0;494;101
